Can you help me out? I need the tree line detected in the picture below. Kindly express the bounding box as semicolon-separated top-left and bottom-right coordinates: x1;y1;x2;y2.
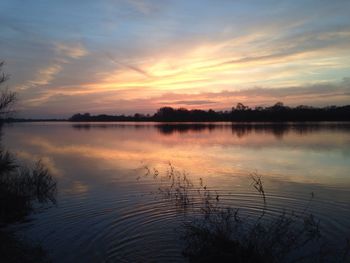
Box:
69;102;350;122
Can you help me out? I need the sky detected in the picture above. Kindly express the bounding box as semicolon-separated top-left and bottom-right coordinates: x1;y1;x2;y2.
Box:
1;0;350;118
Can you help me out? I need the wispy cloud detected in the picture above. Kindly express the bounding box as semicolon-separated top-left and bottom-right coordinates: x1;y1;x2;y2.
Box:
106;53;150;77
16;42;88;92
28;64;62;87
1;0;350;117
160;100;218;106
125;0;159;15
54;42;88;59
18;78;350;118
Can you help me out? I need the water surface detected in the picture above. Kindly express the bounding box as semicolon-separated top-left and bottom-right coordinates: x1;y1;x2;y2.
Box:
2;122;350;262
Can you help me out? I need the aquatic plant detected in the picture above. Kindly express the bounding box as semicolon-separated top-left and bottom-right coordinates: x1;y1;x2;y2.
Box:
141;163;195;209
0;150;57;225
0;150;57;262
139;164;350;262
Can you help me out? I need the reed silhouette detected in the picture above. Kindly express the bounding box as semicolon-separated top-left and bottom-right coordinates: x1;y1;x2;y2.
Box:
0;155;56;225
0;140;57;262
139;164;350;262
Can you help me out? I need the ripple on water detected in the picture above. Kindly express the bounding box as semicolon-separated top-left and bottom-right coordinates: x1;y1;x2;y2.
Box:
14;173;350;263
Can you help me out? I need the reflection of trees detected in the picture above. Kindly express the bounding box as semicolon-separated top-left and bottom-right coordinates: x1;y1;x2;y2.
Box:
155;123;350;139
231;124;290;139
155;123;218;135
71;122;350;139
71;123;153;131
231;123;350;139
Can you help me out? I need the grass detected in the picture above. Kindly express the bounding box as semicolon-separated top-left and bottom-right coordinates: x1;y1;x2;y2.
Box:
0;150;57;262
140;163;350;262
0;151;56;225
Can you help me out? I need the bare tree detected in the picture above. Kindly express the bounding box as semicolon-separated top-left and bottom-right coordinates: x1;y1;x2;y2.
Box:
0;61;16;116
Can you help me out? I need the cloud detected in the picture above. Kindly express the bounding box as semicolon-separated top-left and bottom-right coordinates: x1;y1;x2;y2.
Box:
17;78;350;118
2;0;350;117
87;22;350;94
160;100;218;106
106;53;150;77
28;64;62;87
16;42;88;91
156;79;350;107
125;0;159;15
54;42;88;59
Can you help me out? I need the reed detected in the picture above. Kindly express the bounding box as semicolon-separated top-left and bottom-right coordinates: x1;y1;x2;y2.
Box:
139;163;350;262
0;150;56;225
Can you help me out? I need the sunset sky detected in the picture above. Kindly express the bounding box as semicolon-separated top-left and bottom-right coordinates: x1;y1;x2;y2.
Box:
1;0;350;118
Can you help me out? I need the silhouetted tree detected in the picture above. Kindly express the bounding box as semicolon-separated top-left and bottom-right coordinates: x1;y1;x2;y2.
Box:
234;102;249;111
0;61;16;117
273;101;284;108
68;103;350;122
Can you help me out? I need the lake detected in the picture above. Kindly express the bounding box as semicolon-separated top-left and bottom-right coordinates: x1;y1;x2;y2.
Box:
2;122;350;262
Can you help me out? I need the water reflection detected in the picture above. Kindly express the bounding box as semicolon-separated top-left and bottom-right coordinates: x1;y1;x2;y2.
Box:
4;122;350;184
2;122;350;262
156;122;350;138
71;121;350;139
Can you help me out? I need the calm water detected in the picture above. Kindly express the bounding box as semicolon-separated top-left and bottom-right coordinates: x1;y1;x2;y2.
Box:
2;122;350;262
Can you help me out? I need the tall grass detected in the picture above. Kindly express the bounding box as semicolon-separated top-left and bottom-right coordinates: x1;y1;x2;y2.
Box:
0;150;57;224
0;150;56;262
140;163;350;262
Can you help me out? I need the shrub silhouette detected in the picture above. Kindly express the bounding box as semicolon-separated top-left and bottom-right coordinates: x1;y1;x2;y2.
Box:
0;150;57;262
0;152;56;225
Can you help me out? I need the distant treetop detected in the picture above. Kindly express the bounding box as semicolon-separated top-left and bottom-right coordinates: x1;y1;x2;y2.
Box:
68;103;350;122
